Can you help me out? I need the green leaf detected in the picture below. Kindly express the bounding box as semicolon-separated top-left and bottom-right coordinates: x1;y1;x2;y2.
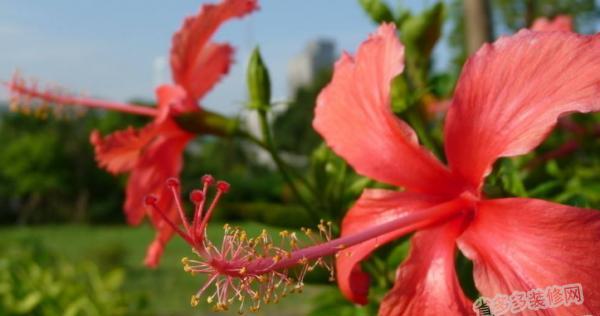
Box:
0;240;144;316
400;2;445;59
498;159;528;197
545;160;561;177
456;252;478;300
309;287;376;316
386;238;411;269
12;292;42;314
390;75;410;113
528;180;562;198
103;269;125;290
358;0;395;24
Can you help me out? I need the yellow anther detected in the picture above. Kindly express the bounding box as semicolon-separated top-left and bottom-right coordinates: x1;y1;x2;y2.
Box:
191;295;200;307
239;267;247;275
215;303;228;311
181;257;190;265
298;257;309;265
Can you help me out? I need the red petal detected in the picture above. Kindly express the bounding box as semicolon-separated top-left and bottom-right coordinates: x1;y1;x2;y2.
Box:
144;208;177;268
170;0;257;100
155;84;194;120
179;43;233;102
144;240;164;268
89;125;158;174
90;85;190;175
380;219;473;316
444;31;600;189
124;133;193;225
531;15;573;32
458;198;600;314
336;189;445;304
314;24;459;196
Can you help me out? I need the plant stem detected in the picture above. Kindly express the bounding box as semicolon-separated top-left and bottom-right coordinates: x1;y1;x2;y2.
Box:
256;109;320;223
406;107;442;158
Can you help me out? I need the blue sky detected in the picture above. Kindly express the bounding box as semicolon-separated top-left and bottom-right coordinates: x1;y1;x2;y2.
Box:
0;0;439;114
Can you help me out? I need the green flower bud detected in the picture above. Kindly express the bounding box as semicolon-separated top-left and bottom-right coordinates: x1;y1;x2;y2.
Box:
247;47;271;110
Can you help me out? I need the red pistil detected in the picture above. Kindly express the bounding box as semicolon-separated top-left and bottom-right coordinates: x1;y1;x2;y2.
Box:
144;175;229;254
218;197;471;275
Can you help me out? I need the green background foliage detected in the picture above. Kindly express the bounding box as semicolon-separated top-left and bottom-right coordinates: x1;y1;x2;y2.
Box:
1;0;600;315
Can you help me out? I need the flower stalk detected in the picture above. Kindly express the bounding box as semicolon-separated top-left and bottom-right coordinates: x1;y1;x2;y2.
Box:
246;48;319;223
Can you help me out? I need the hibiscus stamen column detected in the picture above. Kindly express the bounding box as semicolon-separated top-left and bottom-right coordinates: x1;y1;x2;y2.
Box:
5;73;159;117
145;176;473;313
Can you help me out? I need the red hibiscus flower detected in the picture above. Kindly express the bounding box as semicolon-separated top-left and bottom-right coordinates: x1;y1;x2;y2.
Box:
6;0;258;268
313;24;600;315
93;0;258;267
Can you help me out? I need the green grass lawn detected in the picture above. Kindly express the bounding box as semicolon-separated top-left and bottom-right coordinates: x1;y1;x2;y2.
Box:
0;223;324;316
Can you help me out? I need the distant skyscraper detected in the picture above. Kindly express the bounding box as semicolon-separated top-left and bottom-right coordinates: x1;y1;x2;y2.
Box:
287;39;336;96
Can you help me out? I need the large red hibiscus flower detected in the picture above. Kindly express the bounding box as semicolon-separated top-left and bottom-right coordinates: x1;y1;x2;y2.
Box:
313;24;600;315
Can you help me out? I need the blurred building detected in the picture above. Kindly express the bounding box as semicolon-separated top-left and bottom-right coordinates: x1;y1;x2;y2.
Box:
287;39;336;97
